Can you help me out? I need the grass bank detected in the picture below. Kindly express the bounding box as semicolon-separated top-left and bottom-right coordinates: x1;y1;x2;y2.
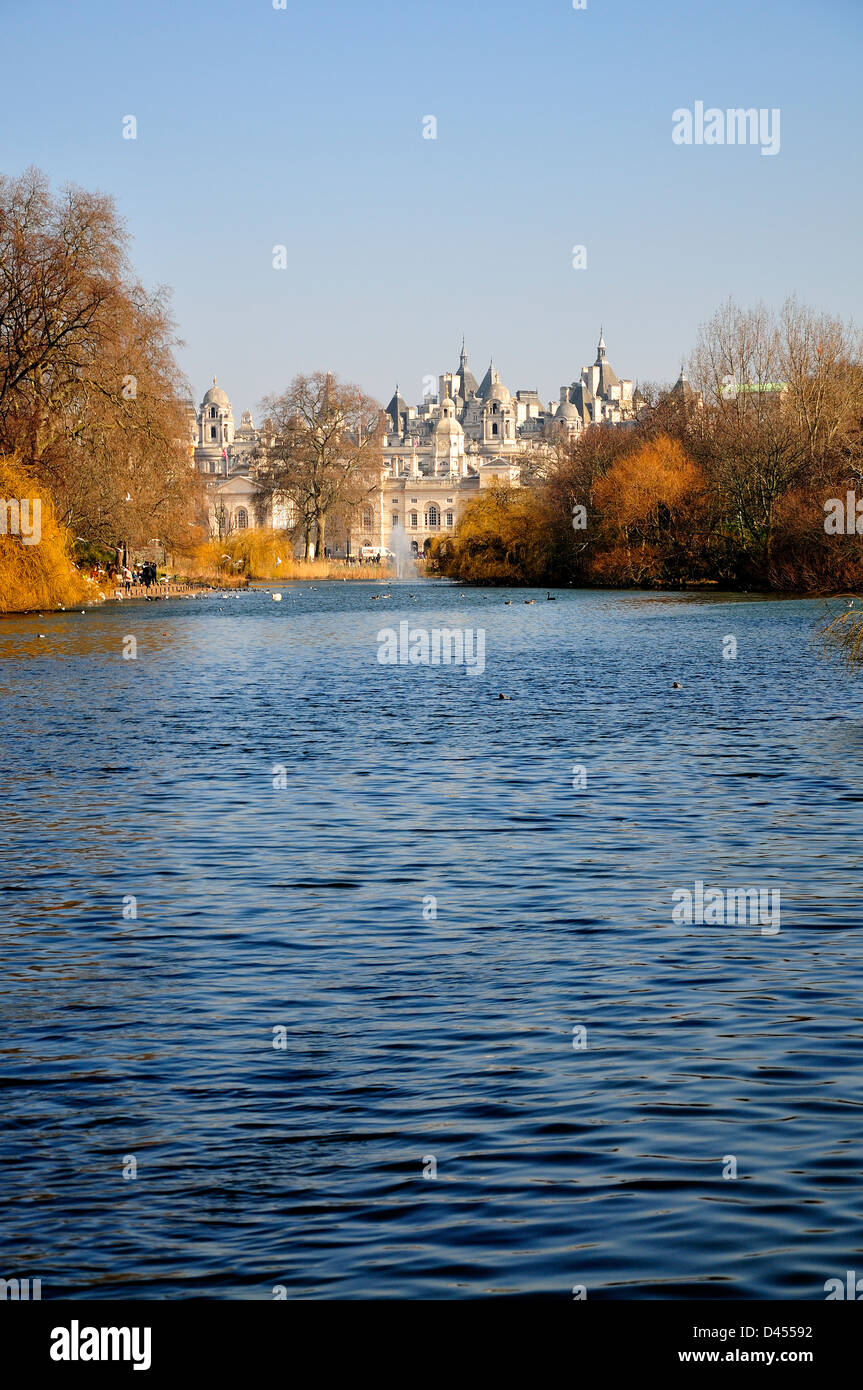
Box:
0;455;90;613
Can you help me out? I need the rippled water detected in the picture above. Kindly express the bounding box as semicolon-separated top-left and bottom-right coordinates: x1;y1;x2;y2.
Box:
1;582;861;1299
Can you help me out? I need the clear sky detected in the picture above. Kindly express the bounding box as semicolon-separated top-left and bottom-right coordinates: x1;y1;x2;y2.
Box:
2;0;861;416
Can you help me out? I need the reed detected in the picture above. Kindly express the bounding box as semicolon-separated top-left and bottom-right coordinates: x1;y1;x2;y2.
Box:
175;533;393;583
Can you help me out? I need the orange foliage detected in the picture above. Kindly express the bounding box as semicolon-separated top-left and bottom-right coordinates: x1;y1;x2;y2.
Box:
592;435;703;529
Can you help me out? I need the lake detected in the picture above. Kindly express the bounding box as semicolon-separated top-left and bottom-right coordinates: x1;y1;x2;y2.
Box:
1;581;861;1298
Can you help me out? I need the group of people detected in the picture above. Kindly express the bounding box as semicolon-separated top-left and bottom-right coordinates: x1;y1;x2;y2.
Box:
121;562;159;592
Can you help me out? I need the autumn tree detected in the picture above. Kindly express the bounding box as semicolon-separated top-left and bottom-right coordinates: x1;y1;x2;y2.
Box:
430;484;562;585
591;435;706;585
0;166;196;556
255;372;384;558
684;297;863;582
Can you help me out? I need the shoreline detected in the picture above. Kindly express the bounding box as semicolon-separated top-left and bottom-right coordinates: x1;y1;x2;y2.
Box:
1;580;835;618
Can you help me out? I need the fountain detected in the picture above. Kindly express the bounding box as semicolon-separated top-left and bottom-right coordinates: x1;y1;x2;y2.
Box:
387;526;418;581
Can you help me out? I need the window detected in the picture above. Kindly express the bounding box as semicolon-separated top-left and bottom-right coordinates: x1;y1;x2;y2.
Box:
426;504;440;527
235;508;248;530
362;507;373;528
392;514;399;525
210;426;217;440
210;407;217;418
446;512;454;527
492;422;498;436
410;498;418;504
410;512;418;528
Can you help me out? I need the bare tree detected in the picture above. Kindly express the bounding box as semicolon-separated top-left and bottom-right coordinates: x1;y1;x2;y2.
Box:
689;299;808;571
255;372;384;558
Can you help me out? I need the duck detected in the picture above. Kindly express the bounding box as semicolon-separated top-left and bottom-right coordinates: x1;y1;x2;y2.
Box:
504;600;513;605
546;592;556;601
524;599;535;605
673;681;682;689
498;693;512;700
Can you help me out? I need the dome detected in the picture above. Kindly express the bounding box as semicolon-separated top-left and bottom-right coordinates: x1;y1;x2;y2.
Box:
203;377;230;408
485;381;511;406
436;416;463;436
435;399;463;435
555;399;579;420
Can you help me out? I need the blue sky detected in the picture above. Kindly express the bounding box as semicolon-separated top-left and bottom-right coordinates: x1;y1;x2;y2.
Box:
2;0;861;415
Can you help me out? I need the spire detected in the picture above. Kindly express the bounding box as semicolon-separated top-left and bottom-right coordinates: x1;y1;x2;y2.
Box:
457;341;479;400
597;328;606;361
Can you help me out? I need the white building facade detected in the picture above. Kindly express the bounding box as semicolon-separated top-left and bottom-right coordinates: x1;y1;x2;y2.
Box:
189;332;637;549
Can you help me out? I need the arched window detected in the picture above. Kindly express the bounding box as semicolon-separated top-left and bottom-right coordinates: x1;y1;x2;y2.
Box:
235;508;249;530
427;504;440;527
492;422;498;436
210;406;217;419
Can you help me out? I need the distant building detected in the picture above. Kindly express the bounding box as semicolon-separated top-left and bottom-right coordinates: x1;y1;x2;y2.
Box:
190;379;289;536
191;330;639;549
552;330;636;432
353;333;636;556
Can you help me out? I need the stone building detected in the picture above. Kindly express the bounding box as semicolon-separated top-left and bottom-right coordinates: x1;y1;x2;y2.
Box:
552;330;636;432
348;333;635;556
189;330;638;551
189;379;290;537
